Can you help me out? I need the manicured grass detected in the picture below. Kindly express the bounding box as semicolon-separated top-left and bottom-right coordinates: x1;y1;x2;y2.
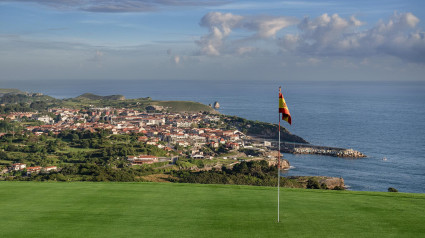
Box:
0;182;424;238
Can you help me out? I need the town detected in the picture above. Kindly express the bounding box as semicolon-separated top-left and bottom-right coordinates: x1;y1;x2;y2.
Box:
0;106;282;177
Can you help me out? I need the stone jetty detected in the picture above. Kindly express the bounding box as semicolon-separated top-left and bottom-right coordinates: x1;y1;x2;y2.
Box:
275;142;366;158
293;147;366;158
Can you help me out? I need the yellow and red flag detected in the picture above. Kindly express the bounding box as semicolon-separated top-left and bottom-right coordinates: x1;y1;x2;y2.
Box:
279;87;291;125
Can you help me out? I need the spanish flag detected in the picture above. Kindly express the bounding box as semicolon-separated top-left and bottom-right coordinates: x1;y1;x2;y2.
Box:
279;87;292;125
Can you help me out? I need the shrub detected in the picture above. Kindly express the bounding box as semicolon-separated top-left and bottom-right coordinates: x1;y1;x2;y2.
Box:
388;187;398;192
333;186;345;190
306;178;320;189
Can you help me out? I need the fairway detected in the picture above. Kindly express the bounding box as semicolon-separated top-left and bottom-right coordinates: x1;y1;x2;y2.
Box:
1;182;424;237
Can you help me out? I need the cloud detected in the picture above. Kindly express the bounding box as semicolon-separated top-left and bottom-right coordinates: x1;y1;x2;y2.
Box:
196;12;243;56
196;12;297;56
243;16;298;38
1;0;229;13
279;12;425;62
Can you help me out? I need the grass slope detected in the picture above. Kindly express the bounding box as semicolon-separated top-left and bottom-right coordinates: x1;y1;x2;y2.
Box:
0;182;424;238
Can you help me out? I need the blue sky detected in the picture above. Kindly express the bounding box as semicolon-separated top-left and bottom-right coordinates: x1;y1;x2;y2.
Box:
1;0;424;81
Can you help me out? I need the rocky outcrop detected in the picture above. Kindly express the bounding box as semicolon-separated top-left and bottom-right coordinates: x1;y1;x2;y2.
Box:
286;176;345;190
268;158;290;170
213;101;220;109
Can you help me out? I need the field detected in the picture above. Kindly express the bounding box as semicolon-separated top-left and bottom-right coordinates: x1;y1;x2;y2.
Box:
1;182;424;238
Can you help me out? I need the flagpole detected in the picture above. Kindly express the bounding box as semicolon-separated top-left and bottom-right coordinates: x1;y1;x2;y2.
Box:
278;87;281;223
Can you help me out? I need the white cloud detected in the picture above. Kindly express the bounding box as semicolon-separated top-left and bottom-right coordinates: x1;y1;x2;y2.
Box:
196;12;296;56
278;12;425;63
244;16;297;38
196;12;243;56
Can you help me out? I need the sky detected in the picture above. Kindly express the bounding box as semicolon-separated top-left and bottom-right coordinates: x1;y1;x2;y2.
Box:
1;0;425;81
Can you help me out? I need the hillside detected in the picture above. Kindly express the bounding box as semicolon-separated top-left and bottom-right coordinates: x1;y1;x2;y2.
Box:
223;115;308;143
76;93;126;101
0;88;26;96
0;88;58;104
0;182;424;238
155;100;217;113
0;89;216;113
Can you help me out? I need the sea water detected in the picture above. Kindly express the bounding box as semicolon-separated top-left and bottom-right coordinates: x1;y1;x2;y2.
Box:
4;79;425;193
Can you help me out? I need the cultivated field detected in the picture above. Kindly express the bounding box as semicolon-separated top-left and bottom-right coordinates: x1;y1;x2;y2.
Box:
1;182;424;237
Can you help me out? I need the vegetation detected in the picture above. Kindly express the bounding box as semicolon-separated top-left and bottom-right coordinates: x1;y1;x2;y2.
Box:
0;182;424;238
0;89;215;113
76;93;125;101
0;130;174;182
222;115;308;143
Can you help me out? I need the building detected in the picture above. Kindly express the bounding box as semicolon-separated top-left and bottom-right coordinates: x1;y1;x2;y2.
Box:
35;115;54;124
26;166;42;175
11;163;26;171
42;166;58;173
127;155;159;166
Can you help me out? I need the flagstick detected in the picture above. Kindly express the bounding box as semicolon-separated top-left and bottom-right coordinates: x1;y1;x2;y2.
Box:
278;103;281;223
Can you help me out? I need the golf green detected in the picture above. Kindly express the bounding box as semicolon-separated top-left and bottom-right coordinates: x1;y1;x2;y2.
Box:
1;182;424;237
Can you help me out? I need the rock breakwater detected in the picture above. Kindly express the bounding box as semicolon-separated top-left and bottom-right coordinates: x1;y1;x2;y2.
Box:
293;147;366;158
278;142;366;158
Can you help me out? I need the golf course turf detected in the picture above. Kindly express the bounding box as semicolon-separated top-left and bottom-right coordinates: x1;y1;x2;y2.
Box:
1;182;424;237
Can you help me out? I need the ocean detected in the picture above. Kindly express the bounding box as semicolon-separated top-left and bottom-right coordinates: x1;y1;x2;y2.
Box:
3;79;425;193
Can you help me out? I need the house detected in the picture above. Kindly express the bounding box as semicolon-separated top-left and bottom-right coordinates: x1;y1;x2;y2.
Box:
226;142;240;150
209;141;219;148
176;141;189;147
35;115;54;124
42;166;57;173
127;155;159;166
26;166;42;175
11;163;26;171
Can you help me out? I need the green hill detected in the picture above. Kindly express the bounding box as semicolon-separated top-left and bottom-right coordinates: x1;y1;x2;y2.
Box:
155;100;217;113
0;182;423;238
0;88;26;96
76;93;126;101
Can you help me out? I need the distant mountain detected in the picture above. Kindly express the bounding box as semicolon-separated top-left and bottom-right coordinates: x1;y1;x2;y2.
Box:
76;93;125;101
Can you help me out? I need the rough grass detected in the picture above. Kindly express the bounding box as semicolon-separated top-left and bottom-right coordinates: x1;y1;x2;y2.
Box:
0;182;424;238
